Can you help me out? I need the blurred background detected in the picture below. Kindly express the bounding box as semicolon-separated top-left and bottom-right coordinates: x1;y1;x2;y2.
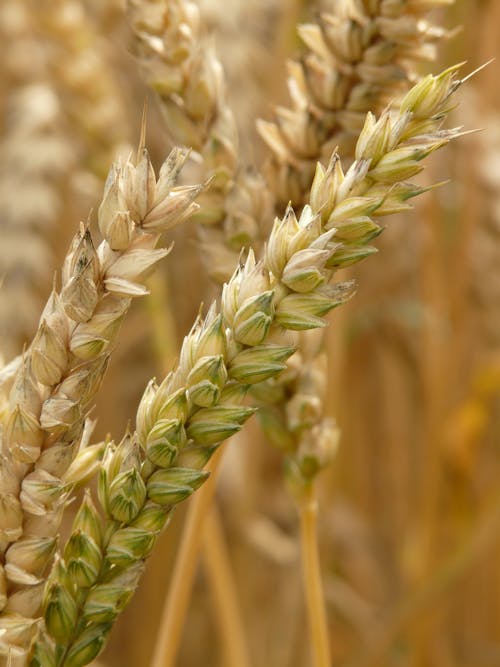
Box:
1;1;500;666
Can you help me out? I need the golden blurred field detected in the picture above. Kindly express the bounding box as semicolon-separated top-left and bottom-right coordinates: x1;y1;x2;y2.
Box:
1;1;500;666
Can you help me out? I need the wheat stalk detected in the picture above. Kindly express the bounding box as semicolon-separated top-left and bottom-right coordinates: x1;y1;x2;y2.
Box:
202;505;251;667
32;66;465;666
0;143;202;661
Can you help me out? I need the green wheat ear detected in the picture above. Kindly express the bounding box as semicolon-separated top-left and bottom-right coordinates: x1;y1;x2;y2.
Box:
34;61;467;665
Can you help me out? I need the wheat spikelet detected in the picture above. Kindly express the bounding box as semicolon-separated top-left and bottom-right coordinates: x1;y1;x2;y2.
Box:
0;145;203;661
33;66;465;666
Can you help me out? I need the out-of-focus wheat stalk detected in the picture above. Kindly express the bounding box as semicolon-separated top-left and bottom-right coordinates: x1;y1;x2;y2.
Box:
0;2;75;359
150;442;227;667
0;145;202;662
34;68;465;667
202;505;251;667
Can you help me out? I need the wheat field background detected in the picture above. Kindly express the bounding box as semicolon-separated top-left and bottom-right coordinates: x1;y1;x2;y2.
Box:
1;1;500;666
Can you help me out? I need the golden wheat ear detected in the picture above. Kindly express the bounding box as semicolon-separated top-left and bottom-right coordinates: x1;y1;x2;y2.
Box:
0;142;204;660
258;0;456;209
127;0;276;283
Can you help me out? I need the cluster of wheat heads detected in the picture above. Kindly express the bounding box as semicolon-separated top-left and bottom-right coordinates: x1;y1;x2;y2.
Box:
128;2;460;665
3;74;464;666
0;1;483;666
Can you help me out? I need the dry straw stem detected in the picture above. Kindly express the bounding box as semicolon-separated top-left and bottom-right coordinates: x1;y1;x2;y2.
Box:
258;0;453;208
0;145;202;661
203;506;251;667
34;66;465;667
299;485;331;667
254;332;337;667
150;443;225;667
127;0;275;283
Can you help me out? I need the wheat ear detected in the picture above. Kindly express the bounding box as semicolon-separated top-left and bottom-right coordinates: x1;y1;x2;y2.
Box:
0;145;202;661
127;3;266;660
130;2;456;662
234;0;456;493
252;0;455;547
32;65;466;667
258;0;453;208
127;0;275;283
41;0;131;179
